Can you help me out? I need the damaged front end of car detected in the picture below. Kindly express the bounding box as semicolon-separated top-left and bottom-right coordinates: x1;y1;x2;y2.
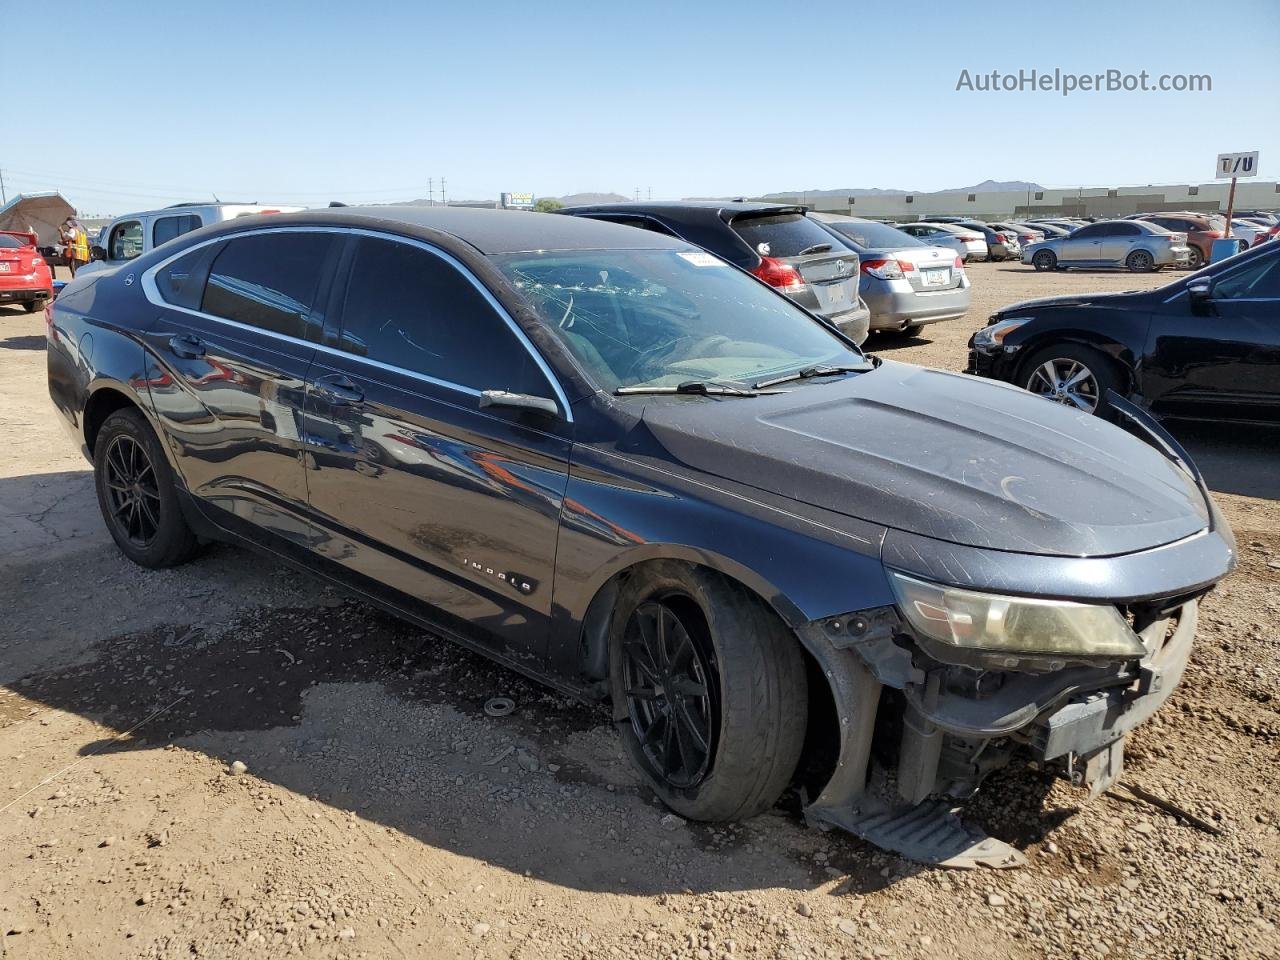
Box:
794;582;1205;868
785;391;1234;868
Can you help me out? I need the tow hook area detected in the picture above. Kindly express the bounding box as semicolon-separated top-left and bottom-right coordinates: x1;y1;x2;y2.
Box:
1069;737;1126;799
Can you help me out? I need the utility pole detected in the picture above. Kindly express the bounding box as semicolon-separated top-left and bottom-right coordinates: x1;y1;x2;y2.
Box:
441;178;447;206
0;167;7;206
428;178;434;206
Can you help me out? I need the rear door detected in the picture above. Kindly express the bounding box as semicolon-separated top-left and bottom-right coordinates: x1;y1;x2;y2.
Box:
1102;222;1142;262
301;233;572;665
1144;250;1280;421
1061;223;1107;263
729;212;860;318
142;229;337;546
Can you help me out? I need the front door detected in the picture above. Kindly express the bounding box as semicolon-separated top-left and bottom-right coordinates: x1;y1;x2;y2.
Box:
142;230;338;545
301;234;572;667
1144;250;1280;422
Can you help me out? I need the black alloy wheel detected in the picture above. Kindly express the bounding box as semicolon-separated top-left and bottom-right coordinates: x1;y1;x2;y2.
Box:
102;433;162;547
621;597;718;789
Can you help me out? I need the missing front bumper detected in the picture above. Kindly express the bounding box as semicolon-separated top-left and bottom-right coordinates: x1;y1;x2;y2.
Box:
793;600;1198;867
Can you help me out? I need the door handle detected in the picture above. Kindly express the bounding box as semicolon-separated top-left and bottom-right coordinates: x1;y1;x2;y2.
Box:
169;334;205;359
313;374;364;405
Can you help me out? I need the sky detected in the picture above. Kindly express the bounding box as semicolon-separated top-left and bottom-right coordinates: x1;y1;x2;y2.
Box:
6;0;1279;216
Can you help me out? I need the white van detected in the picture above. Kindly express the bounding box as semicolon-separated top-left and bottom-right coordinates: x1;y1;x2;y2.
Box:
79;203;304;277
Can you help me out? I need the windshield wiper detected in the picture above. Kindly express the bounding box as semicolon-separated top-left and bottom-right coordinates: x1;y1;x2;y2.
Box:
615;380;762;398
753;363;872;389
796;243;833;256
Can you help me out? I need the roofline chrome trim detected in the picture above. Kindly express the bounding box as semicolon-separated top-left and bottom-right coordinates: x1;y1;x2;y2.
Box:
139;224;574;422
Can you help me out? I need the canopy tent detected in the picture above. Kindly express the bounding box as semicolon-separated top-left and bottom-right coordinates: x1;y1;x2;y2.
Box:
0;193;76;247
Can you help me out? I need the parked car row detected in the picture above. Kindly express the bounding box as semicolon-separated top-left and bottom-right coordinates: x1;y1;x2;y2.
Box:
46;204;1239;866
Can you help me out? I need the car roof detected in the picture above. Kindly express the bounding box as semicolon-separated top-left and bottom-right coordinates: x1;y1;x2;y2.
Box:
560;200;806;224
199;205;696;255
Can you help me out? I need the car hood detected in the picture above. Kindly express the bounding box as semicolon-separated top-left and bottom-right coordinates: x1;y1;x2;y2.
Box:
636;361;1209;558
997;289;1155;313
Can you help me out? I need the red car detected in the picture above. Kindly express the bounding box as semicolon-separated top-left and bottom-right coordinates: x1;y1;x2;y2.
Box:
0;231;54;313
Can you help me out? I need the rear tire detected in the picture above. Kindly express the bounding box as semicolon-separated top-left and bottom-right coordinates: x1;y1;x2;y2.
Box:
93;407;202;568
1186;246;1205;270
1032;250;1057;271
609;561;807;822
901;323;924;337
1126;249;1156;273
23;301;37;313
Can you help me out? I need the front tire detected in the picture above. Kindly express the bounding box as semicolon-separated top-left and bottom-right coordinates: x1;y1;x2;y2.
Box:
93;407;202;568
1032;250;1057;271
1020;344;1119;415
609;562;807;822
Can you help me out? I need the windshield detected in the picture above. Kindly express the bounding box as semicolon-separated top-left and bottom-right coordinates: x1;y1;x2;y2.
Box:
824;219;926;250
493;249;863;392
0;234;30;249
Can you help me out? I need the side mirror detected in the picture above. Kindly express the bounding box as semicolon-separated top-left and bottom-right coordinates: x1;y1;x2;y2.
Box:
1187;278;1213;314
90;245;107;262
479;390;560;417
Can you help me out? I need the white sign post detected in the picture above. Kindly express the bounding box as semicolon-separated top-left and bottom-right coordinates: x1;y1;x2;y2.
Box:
1214;152;1259;239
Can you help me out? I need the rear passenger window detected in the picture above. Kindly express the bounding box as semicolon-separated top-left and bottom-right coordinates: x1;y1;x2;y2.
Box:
338;237;546;396
202;232;332;338
154;242;223;310
152;214;203;248
731;214;838;257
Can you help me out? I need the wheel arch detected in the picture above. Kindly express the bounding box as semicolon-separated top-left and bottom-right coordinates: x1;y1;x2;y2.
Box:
572;546;809;686
83;381;149;460
1012;330;1139;394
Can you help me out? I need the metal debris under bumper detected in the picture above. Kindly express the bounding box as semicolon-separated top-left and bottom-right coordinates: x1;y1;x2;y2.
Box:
808;799;1027;870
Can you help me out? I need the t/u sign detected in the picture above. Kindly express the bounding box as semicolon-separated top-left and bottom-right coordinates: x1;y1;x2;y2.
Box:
1215;152;1259;179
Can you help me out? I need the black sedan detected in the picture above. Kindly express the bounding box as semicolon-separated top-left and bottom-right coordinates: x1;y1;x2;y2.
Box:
970;240;1280;422
48;207;1234;866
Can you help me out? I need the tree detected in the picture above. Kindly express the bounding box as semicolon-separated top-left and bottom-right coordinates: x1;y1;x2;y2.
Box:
532;198;564;213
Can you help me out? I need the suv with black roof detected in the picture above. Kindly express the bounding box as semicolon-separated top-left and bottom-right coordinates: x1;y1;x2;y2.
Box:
559;201;871;344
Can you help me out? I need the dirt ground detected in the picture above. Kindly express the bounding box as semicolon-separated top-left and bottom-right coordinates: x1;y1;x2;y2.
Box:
1;262;1277;960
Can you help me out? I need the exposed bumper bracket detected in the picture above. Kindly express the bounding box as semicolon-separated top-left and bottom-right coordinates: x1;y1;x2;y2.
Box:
810;798;1027;870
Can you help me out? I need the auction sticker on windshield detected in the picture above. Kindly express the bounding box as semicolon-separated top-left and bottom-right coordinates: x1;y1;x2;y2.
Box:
678;251;724;267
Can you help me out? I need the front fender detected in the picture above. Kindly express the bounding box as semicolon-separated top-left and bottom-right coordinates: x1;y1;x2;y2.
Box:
548;446;893;680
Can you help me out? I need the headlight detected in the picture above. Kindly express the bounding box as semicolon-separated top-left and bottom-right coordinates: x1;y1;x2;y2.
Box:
888;571;1145;659
972;317;1031;349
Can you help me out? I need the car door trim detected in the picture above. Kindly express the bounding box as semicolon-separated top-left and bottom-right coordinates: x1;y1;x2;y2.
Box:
139;225;574;423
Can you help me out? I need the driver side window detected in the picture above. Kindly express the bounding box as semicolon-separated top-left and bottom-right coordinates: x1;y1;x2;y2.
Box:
1214;256;1280;300
108;220;143;261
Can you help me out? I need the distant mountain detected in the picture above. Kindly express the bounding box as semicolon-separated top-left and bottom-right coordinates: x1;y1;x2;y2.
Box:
556;192;631;206
758;180;1043;200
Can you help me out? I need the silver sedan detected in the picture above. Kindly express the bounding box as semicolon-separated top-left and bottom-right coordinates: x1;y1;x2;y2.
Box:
1022;220;1192;272
811;214;971;335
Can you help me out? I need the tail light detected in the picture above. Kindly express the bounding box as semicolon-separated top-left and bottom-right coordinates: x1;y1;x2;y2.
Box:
861;258;904;280
953;256;964;269
751;257;806;290
30;256;43;269
1204;230;1222;239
